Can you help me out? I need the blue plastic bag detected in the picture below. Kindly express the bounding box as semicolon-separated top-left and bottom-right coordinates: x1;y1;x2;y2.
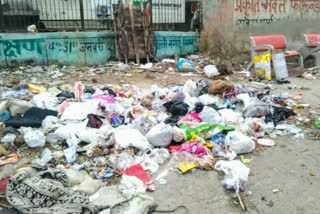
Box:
177;59;197;72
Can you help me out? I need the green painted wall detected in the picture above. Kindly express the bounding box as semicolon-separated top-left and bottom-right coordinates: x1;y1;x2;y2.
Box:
0;31;199;67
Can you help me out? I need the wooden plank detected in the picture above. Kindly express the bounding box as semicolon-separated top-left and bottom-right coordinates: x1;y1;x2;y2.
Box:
140;0;149;63
129;5;140;64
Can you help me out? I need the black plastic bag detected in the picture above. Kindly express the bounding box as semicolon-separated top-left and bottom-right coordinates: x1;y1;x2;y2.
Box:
163;100;189;116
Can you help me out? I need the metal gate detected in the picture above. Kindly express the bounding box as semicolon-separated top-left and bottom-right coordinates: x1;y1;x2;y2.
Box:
0;0;202;32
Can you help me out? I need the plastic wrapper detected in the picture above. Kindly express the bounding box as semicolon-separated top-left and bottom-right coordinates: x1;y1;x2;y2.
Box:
254;53;271;80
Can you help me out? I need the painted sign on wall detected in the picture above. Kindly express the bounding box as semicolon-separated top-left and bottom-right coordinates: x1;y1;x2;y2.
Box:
234;0;320;26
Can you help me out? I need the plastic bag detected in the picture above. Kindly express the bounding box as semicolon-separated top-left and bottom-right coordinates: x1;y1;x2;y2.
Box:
200;106;224;125
219;109;243;126
146;123;173;147
254;53;271;80
173;126;187;142
42;116;59;132
199;94;220;106
177;59;197;72
183;80;199;97
119;175;145;199
131;115;158;135
114;127;151;150
64;146;78;163
32;92;59;111
204;65;220;78
34;148;52;167
6;99;33;117
1;134;16;144
272;53;288;80
108;151;137;171
214;160;250;195
243;104;273;118
24;130;46;148
225;131;255;154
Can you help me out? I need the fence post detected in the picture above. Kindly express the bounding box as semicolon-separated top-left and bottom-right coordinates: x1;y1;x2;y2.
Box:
0;0;3;31
79;0;85;31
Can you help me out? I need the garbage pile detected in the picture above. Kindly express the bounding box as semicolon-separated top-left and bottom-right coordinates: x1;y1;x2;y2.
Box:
0;62;319;213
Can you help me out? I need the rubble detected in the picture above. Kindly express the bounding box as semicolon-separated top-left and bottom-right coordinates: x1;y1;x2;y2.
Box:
0;54;319;213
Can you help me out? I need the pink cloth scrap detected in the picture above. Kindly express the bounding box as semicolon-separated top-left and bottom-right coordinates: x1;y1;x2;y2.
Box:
179;142;207;158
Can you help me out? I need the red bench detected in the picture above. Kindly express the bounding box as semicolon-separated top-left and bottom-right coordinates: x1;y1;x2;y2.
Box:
304;34;320;67
247;35;303;71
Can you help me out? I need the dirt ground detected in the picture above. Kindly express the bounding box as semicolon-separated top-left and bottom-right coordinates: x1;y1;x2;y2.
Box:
1;68;320;214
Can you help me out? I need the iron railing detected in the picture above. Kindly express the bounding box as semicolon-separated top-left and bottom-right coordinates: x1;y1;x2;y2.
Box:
0;0;202;32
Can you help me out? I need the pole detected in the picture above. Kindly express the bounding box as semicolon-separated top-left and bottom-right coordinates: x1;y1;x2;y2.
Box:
79;0;85;31
0;0;3;31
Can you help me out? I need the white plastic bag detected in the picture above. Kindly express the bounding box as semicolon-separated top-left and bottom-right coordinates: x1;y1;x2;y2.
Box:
173;126;187;142
204;65;220;78
24;130;46;148
214;160;250;194
199;94;219;106
118;175;145;199
219;109;243;126
34;148;52;166
1;134;16;144
183;80;199;97
64;146;78;163
146;123;173;147
108;151;137;171
32;92;59;111
114;127;151;150
200;106;224;125
225;131;255;154
42;116;59;132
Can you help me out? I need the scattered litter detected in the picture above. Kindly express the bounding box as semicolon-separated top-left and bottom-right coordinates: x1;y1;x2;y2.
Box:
0;53;317;213
204;65;220;78
0;154;19;166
